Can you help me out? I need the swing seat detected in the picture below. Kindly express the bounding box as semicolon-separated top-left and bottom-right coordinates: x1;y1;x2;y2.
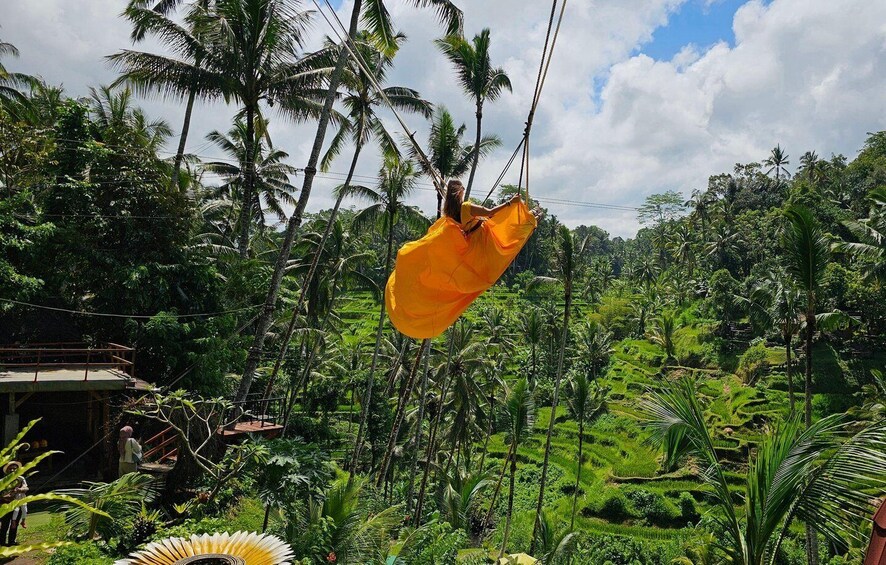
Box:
385;199;537;339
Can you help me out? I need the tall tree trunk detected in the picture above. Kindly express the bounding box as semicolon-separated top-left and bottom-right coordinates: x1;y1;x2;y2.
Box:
386;340;410;399
237;105;257;259
478;386;495;472
530;279;572;553
376;340;428;488
171;84;197;190
464;103;482;200
405;346;430;516
348;214;395;483
571;417;583;529
483;443;511;530
261;142;364;398
804;309;819;565
785;331;794;414
499;448;517;560
414;333;456;525
235;0;363;402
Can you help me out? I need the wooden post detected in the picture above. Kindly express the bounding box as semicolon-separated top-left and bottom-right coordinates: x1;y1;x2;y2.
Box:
84;349;91;381
34;350;40;382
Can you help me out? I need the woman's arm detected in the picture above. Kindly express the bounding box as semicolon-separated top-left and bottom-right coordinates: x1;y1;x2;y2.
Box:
468;194;521;218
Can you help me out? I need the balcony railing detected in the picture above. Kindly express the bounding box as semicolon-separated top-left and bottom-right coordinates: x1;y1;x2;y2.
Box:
224;394;284;430
0;342;135;383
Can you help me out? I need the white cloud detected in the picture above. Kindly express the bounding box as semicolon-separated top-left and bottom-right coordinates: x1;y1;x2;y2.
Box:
1;0;885;237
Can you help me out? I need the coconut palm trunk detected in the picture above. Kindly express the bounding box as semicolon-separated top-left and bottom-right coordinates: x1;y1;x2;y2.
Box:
236;105;257;258
571;415;584;530
405;348;430;515
261;141;364;398
235;0;362;402
171;83;197;188
376;339;428;487
348;213;396;481
483;443;511;529
414;333;456;525
465;104;482;198
531;282;571;551
784;327;794;414
499;447;518;559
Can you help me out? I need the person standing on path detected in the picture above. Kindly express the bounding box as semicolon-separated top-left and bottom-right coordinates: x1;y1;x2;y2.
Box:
0;462;28;546
118;426;142;477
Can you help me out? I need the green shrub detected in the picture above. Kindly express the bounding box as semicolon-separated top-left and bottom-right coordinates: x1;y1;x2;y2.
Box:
576;534;681;565
587;489;634;522
677;492;700;524
396;520;466;565
624;487;681;527
737;341;770;385
47;542;114;565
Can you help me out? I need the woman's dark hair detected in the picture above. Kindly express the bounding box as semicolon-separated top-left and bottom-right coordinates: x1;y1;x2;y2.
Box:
443;179;464;222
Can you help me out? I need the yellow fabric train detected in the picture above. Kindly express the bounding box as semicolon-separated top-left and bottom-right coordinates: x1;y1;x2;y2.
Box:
385;199;537;339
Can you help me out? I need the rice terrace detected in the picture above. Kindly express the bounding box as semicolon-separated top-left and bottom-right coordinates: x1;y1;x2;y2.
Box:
0;0;885;563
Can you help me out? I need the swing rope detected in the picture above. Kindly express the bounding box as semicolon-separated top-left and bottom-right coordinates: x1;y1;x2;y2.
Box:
484;0;568;204
316;0;568;206
314;0;446;196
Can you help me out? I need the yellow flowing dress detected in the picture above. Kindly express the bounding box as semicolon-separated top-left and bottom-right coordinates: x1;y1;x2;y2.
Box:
385;199;537;339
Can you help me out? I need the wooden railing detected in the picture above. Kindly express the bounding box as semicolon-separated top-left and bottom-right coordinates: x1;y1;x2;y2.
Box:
225;395;284;429
0;342;135;382
142;426;178;463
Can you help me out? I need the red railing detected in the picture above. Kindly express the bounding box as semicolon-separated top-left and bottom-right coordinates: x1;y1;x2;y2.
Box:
142;426;178;463
0;342;135;382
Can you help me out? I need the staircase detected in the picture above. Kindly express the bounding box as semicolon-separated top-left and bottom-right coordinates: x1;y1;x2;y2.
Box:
138;427;177;490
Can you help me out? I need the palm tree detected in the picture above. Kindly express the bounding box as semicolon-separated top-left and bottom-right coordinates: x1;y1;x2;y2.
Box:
478;307;511;471
203;117;298;241
438;467;489;533
530;225;575;552
499;377;534;560
576;321;613;380
669;223;696;277
110;0;327;258
685;189;715;241
799;150;828;188
781;206;830;565
285;477;400;564
783;206;829;427
520;308;544;383
642;378;886;565
704;223;743;270
436;28;512;198
834;186;886;284
0;38;34;103
118;0;215;187
409;106;501;216
744;274;803;413
566;371;606;529
533;511;577;565
258;31;432;398
763;144;791;182
439;325;490;471
345;155;429;478
88;85;173;153
648;311;678;362
235;0;461;403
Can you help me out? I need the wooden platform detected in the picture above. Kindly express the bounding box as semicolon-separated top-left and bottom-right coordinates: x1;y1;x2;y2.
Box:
0;367;132;392
217;420;283;439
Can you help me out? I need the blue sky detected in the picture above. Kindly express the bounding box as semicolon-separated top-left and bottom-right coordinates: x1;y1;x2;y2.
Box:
3;0;883;237
639;0;746;60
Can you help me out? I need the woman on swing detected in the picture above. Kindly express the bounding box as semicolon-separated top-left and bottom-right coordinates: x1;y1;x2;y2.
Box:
385;177;537;340
442;179;524;234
